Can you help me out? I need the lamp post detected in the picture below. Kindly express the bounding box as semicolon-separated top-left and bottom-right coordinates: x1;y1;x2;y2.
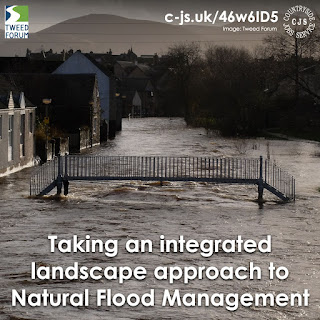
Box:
42;98;51;161
89;100;94;147
120;95;126;129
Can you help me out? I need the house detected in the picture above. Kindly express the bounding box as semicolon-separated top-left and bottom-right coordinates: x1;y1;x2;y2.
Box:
114;61;136;80
0;88;36;177
114;61;152;80
114;61;157;117
0;73;101;155
122;78;155;117
53;51;119;139
128;64;152;79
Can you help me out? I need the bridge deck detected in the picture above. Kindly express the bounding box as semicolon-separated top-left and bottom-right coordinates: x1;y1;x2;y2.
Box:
30;155;295;202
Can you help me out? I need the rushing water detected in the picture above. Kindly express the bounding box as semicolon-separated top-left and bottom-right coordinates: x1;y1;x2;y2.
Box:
0;118;319;320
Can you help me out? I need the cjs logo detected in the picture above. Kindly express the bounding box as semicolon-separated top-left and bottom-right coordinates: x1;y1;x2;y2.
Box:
5;5;29;39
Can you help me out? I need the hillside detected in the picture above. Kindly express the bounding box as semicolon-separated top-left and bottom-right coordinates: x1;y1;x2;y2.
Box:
0;14;279;56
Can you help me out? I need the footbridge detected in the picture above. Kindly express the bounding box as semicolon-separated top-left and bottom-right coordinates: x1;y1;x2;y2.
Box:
30;155;295;202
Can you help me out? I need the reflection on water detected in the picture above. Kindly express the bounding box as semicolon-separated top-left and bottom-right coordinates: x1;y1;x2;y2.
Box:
0;118;320;320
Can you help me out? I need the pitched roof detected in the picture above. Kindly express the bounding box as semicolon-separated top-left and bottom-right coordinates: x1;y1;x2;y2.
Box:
117;61;135;69
116;61;152;77
0;92;34;109
83;53;114;78
135;64;151;76
115;61;136;76
0;77;34;109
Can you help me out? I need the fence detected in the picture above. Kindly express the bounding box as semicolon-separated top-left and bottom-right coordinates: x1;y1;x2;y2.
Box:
30;155;296;202
264;159;295;201
30;157;58;196
62;156;260;182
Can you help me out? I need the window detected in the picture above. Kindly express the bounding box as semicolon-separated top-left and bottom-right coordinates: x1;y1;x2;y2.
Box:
8;115;14;161
20;114;25;157
29;112;33;133
0;115;2;139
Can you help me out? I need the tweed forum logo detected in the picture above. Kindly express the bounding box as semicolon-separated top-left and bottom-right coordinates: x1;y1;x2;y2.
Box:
5;5;29;39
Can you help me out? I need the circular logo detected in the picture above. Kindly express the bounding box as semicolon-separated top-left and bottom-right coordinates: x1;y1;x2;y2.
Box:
283;5;316;38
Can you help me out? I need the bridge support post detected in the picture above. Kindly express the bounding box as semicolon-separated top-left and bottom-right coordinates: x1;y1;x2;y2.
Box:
63;179;69;195
63;154;69;196
258;156;264;205
56;154;63;195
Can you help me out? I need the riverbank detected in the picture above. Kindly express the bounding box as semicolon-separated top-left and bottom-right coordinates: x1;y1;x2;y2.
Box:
186;116;320;143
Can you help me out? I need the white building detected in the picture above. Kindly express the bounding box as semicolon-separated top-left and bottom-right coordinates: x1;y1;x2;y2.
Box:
0;91;36;176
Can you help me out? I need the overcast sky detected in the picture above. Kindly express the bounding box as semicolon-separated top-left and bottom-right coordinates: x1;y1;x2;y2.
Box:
2;0;320;32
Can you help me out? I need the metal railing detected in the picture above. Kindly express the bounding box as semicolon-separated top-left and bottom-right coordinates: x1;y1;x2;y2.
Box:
30;157;58;196
30;155;296;201
264;159;296;201
62;156;261;182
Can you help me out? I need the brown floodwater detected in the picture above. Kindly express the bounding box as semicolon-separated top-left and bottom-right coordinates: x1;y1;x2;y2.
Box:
0;118;319;320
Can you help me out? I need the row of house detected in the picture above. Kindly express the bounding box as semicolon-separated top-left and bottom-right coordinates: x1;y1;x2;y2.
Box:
26;49;169;118
0;52;116;176
0;49;169;177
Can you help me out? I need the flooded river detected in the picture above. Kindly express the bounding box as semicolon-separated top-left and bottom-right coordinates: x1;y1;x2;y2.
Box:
0;118;319;319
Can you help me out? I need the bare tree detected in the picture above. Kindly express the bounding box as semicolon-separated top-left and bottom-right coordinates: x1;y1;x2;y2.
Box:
263;30;320;100
166;42;202;121
202;45;266;135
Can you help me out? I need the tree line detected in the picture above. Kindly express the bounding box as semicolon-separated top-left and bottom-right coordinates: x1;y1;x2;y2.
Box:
159;31;320;139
